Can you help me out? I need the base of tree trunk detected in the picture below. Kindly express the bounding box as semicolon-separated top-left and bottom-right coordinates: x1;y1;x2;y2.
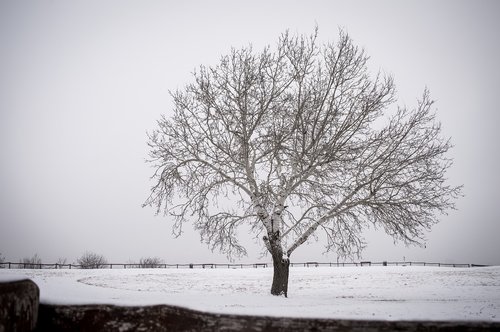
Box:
271;257;290;297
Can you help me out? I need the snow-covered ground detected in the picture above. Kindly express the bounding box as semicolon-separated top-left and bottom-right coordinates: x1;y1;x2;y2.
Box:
1;266;499;321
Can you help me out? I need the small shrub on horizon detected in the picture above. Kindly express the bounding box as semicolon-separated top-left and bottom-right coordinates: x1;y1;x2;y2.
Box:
139;257;164;268
77;251;108;269
22;254;42;269
56;257;68;266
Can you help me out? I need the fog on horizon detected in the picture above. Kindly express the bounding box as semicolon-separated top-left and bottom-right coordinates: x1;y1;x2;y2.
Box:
1;0;499;266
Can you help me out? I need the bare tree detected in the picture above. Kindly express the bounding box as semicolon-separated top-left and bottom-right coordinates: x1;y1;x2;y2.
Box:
77;251;108;269
139;257;164;268
144;29;462;296
0;253;5;268
22;254;42;269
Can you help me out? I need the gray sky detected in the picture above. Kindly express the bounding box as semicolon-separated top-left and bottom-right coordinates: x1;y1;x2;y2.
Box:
1;0;499;265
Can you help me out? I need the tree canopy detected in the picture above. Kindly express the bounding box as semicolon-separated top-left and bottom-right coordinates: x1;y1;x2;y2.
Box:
145;29;461;266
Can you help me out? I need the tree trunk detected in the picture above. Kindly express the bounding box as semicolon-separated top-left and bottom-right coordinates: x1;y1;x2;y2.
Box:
270;253;290;297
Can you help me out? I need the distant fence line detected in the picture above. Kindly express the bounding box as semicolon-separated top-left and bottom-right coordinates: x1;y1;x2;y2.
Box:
0;261;488;270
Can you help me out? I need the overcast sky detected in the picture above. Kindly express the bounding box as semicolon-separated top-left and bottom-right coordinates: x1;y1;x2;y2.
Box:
1;0;499;265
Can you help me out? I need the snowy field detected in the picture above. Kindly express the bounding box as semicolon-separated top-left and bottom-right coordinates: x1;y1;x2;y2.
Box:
1;266;499;321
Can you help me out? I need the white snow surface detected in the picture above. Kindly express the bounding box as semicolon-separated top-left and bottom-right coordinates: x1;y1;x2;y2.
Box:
1;266;499;321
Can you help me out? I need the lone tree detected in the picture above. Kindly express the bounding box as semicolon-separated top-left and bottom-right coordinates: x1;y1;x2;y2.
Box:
144;29;461;296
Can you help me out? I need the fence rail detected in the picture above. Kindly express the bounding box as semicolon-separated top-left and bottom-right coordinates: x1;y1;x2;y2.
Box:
0;261;487;270
289;261;486;268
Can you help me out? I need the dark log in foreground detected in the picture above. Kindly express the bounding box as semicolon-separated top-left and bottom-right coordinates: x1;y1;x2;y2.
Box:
0;279;39;332
36;303;500;332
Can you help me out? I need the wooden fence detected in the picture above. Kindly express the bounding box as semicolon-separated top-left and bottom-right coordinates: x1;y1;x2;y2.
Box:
0;261;486;270
289;261;487;268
